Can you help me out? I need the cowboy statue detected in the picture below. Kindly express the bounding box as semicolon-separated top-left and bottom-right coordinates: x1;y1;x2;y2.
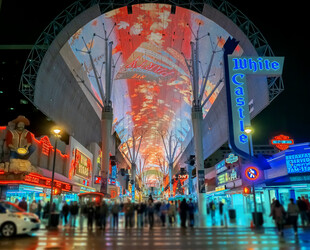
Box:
5;115;36;160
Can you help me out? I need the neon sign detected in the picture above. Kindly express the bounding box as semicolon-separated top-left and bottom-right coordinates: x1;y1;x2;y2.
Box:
224;39;284;159
271;134;294;151
75;149;91;179
286;152;310;174
24;173;71;191
225;154;239;164
244;166;260;181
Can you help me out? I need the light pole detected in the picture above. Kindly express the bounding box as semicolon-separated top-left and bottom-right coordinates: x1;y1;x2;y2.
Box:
48;127;61;228
244;126;258;226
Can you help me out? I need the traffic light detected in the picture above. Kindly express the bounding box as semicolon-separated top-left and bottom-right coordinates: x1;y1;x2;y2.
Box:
243;186;252;194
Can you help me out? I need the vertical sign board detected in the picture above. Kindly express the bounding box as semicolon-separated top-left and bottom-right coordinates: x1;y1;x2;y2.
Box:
225;50;284;159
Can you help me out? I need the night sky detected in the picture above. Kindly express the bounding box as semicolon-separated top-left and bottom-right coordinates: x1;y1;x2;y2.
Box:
0;0;309;145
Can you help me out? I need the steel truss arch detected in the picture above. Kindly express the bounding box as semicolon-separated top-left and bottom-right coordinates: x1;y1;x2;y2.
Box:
19;0;283;105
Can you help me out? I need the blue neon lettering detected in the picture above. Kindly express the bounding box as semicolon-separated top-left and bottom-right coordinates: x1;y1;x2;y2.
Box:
232;73;245;85
232;58;247;70
248;58;257;72
232;57;281;73
239;120;245;132
271;61;280;70
239;134;248;144
236;97;245;106
234;86;244;95
238;108;245;118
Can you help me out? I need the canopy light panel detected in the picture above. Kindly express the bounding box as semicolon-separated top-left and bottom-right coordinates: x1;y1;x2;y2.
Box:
63;4;244;176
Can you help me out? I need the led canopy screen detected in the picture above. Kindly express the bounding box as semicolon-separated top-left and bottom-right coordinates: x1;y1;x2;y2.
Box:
64;4;243;176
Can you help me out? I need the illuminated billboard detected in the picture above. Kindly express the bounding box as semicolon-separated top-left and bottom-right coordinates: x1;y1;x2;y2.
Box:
75;149;91;179
63;4;244;170
286;152;310;174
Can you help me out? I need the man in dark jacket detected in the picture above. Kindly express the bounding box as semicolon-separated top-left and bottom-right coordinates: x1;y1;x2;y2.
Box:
69;201;79;227
18;197;27;211
297;197;309;226
87;203;95;230
62;202;69;226
179;199;188;228
99;201;109;229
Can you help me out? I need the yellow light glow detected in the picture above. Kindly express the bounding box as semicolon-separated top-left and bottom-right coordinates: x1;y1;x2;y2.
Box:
52;128;61;135
244;127;253;135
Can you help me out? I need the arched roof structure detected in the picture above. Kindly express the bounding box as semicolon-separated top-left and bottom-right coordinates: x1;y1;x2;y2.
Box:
19;0;283;183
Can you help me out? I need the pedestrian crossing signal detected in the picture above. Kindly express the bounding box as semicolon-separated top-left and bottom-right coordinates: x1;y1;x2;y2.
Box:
243;186;251;194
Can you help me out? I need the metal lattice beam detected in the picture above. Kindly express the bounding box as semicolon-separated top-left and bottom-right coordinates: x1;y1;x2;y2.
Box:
19;0;283;106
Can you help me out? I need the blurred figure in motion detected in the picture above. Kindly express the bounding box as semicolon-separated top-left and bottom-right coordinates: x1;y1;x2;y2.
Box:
87;202;95;230
148;199;155;229
168;201;176;227
111;202;120;229
99;200;109;230
179;199;188;228
287;198;299;235
270;200;286;236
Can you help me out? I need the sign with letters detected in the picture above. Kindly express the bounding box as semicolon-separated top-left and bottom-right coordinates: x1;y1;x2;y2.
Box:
286;152;310;174
271;134;294;151
224;44;284;159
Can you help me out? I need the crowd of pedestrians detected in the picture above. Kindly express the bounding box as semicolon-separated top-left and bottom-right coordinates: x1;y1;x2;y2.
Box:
13;195;198;230
13;195;310;233
270;196;310;236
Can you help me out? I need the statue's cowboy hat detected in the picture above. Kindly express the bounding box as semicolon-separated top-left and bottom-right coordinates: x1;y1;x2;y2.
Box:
11;115;30;126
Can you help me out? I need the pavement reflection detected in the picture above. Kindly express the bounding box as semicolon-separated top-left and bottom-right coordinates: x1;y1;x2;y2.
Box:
1;227;310;250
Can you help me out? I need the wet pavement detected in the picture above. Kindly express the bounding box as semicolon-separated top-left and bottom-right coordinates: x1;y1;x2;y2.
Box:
1;226;310;250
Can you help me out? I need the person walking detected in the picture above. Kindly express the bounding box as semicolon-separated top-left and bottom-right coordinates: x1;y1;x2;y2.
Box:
95;202;101;228
209;201;216;225
87;202;95;230
160;202;167;227
287;198;299;235
297;197;309;226
188;198;195;228
111;202;120;229
124;201;134;228
18;197;28;211
99;200;108;230
62;202;69;226
147;199;155;229
168;201;176;227
43;201;50;220
37;200;42;219
29;200;38;214
69;201;79;228
137;203;144;228
79;202;88;230
179;198;188;228
271;200;286;236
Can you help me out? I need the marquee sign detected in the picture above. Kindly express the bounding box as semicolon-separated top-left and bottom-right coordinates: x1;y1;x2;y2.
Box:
271;134;294;151
0;172;71;192
223;38;284;159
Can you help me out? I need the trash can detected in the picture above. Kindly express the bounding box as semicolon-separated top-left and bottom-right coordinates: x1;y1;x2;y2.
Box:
228;209;236;219
252;212;263;227
50;212;60;228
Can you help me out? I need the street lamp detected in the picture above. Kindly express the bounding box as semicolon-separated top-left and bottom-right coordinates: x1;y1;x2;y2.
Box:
48;127;61;228
244;126;258;226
